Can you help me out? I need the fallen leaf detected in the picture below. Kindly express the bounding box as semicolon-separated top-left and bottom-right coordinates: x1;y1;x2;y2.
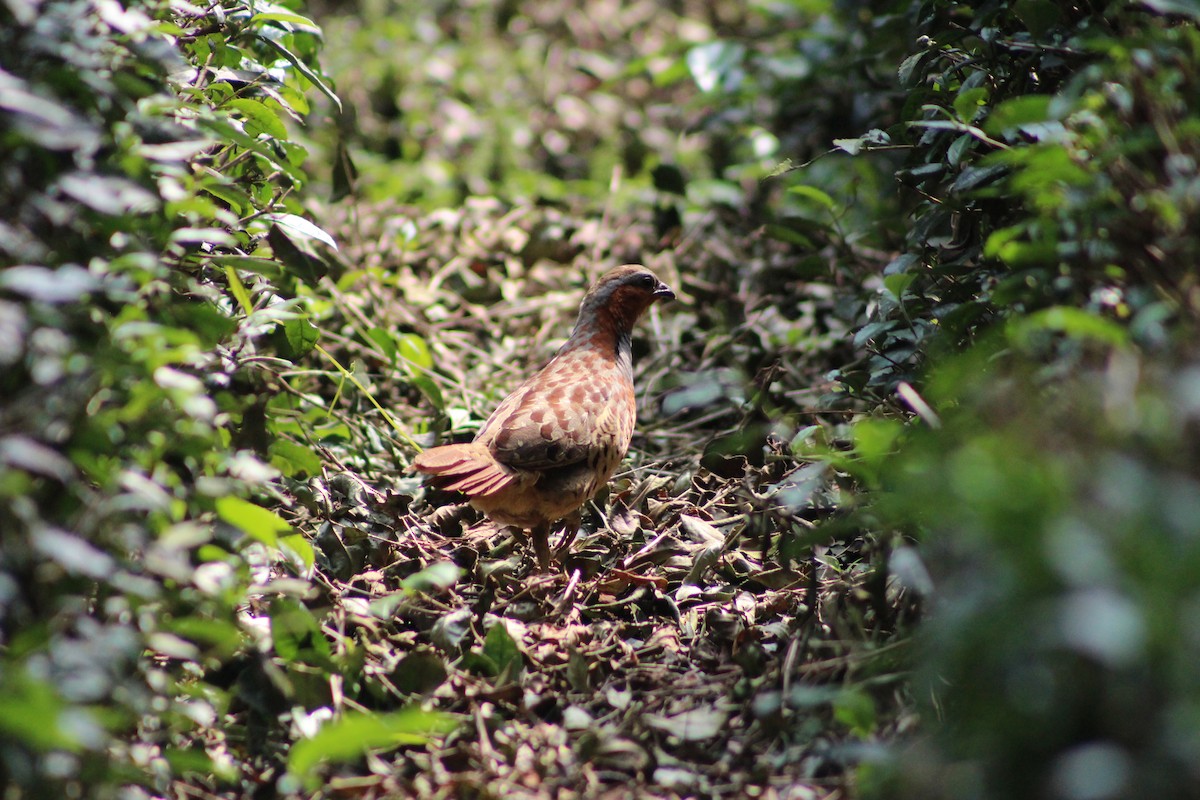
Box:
645;706;729;741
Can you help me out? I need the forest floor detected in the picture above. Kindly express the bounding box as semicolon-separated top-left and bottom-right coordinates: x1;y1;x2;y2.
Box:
259;2;919;796
268;196;915;798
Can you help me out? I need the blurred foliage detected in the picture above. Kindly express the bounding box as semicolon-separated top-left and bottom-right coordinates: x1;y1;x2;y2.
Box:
868;338;1200;800
830;3;1200;797
0;0;446;795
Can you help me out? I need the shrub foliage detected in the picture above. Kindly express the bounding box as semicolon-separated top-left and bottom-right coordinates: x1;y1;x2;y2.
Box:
0;0;354;793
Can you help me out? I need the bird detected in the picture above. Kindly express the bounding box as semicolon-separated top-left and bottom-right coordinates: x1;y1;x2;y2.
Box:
413;264;674;568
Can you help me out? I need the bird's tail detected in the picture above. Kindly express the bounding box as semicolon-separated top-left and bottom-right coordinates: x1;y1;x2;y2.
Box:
412;442;515;497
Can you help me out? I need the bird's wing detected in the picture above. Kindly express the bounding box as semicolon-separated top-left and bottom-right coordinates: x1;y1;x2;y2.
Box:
477;363;634;472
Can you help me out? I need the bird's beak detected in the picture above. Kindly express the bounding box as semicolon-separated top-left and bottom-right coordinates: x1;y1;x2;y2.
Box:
654;281;675;302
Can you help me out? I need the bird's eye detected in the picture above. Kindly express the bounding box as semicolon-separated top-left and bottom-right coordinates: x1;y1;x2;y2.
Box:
637;273;656;288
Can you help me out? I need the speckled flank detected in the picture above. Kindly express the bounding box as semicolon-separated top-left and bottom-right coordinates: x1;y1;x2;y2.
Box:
414;264;672;535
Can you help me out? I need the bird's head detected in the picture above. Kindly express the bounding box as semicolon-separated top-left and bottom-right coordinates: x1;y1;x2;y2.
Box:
578;264;674;332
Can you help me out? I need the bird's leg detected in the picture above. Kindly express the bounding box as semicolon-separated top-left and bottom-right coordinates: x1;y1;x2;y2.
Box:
530;522;552;570
552;510;583;561
504;525;528;554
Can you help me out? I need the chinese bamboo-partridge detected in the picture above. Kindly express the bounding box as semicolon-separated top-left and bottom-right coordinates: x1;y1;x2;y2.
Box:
413;264;674;567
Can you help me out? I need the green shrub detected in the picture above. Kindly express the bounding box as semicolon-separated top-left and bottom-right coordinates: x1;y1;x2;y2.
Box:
826;3;1200;796
835;1;1200;400
868;337;1200;799
0;0;350;793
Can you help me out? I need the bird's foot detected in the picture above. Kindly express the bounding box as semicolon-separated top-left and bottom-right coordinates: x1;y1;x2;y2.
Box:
530;523;553;571
552;520;582;563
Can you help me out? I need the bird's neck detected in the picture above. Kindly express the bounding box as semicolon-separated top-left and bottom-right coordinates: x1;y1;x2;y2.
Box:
564;310;634;380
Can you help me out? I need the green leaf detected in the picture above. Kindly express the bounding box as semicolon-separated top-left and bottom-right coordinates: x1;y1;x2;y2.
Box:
953;86;989;123
883;273;916;300
382;331;443;409
853;320;897;348
255;34;342;112
165;617;243;653
1005;146;1091;192
951;163;1007;194
281;534;315;569
368;592;410;618
283;317;320;357
763;224;814;248
270;439;323;478
216;496;292;547
409;373;445;412
264;213;338;249
0;668;89;752
983;225;1059;266
210;255;283;281
268;224;330;286
650;55;690;88
397;333;433;371
391;650;449;695
227;98;288;139
248;9;321;31
287;709;457;788
270;598;330;664
481;621;522;678
833;688;877;738
365;327;399;361
222;265;255;316
852;418;903;469
786;184;836;210
1013;0;1064;34
195;114;299;177
1008;307;1129;349
163;747;219;778
984;95;1053;136
370;563;462;618
897;50;930;86
399;561;462;592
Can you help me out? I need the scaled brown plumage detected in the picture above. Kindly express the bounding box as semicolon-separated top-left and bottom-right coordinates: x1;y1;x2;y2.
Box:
413;264;674;566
